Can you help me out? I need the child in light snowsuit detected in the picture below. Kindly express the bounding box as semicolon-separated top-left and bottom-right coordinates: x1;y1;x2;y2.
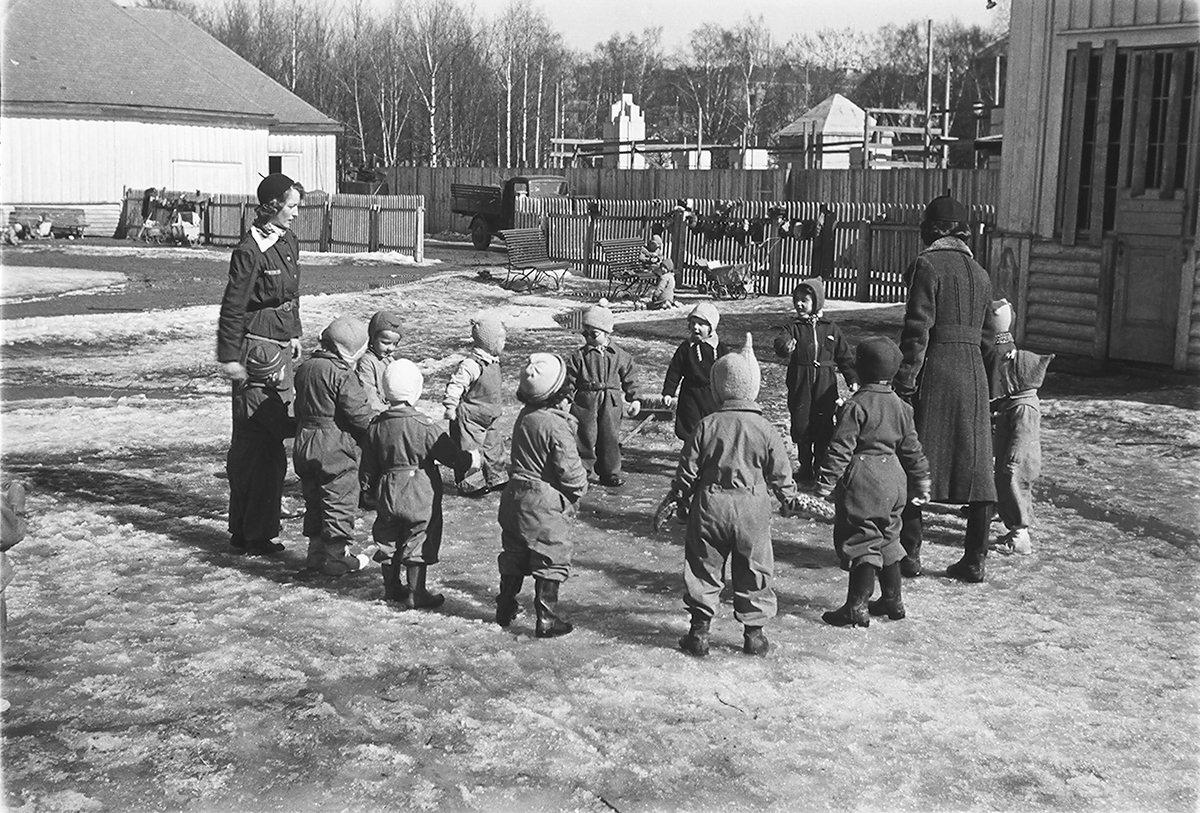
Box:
443;313;508;496
495;353;589;638
293;316;376;576
362;358;479;609
357;311;403;414
993;349;1054;556
565;305;641;487
674;334;800;657
227;343;297;556
661;302;730;441
773;278;857;483
638;235;678;310
815;338;931;627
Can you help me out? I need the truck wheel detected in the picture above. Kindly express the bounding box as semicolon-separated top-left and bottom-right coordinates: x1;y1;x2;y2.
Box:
470;219;491;250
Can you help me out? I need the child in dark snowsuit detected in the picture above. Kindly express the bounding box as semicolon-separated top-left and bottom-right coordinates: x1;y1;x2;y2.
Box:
362;358;479;609
495;353;589;638
773;278;857;483
661;302;730;441
992;349;1054;556
674;334;800;657
293;316;376;576
443;313;508;496
565;305;641;487
815;338;931;627
227;343;297;556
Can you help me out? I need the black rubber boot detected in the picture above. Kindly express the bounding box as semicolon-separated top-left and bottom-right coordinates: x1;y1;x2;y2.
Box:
495;575;524;627
900;503;923;577
405;564;445;610
822;564;876;627
868;562;906;620
534;578;573;638
946;502;993;583
743;626;770;656
678;613;711;657
381;561;409;604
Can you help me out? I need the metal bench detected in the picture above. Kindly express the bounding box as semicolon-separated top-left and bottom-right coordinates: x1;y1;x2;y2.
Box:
599;237;657;300
497;227;568;291
9;207;89;239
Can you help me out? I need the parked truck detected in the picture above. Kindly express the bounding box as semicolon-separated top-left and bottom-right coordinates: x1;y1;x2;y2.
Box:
451;175;569;249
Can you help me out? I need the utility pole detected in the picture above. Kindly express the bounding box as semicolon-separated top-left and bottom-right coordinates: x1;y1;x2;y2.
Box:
924;19;933;170
942;58;952;169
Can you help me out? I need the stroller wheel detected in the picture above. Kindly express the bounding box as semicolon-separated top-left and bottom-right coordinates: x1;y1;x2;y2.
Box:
732;284;748;300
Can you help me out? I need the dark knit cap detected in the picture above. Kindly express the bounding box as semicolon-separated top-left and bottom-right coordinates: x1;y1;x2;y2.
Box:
855;337;903;383
245;343;287;381
257;173;297;205
923;194;969;223
368;310;403;339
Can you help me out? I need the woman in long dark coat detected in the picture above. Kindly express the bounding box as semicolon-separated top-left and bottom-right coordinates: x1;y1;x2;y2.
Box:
894;195;997;583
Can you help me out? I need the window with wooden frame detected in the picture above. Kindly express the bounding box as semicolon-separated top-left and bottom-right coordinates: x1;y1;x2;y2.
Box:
1055;41;1197;243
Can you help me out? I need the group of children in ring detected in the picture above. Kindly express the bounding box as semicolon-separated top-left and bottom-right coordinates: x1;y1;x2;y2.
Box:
226;277;1049;656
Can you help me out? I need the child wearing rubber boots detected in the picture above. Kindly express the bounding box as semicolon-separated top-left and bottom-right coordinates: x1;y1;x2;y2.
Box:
443;313;508;496
773;278;857;484
293;316;376;576
362;358;479;610
495;353;589;638
815;338;930;627
661;302;730;441
673;334;799;657
565;305;641;487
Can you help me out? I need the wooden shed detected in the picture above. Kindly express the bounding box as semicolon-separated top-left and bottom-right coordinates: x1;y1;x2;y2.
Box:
774;94;891;170
991;0;1199;371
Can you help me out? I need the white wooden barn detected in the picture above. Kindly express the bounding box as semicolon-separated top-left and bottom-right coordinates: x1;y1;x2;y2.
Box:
993;0;1199;371
0;0;340;237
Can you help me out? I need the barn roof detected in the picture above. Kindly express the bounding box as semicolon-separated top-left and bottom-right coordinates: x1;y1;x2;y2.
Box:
1;0;339;133
775;93;876;138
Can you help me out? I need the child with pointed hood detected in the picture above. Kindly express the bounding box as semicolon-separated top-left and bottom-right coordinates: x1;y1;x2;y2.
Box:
992;349;1054;555
661;302;730;440
443;313;508;496
773;277;857;484
362;358;480;609
293;316;376;576
672;334;800;657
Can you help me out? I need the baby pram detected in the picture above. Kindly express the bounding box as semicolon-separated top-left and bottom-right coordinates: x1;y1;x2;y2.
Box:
697;262;753;300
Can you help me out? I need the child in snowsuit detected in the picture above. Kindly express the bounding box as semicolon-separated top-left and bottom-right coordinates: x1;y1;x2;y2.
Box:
227;343;297;556
674;333;800;657
773;278;857;484
443;313;508;496
357;310;404;414
362;358;479;610
815;337;931;627
637;235;678;310
565;305;641;487
293;316;376;576
993;349;1054;556
495;353;589;638
661;302;730;441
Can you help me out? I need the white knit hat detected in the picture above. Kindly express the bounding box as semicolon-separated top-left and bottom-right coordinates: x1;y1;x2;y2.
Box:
688;302;720;329
382;358;423;405
518;353;567;403
582;305;615;334
471;313;506;356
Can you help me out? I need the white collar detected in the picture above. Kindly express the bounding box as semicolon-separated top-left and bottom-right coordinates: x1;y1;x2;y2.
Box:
251;222;283;253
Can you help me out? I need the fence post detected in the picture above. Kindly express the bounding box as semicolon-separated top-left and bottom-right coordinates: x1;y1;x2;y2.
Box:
767;210;785;297
856;221;873;302
583;204;597;279
669;206;686;283
320;199;331;253
414;201;425;263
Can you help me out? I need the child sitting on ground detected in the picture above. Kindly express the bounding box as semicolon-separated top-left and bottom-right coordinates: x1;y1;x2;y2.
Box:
357;311;404;414
443;313;508;497
661;302;729;441
673;334;800;657
227;343;297;556
495;353;589;637
992;348;1054;556
773;278;857;484
293;316;376;576
565;305;641;487
815;337;931;627
361;358;479;610
636;235;678;310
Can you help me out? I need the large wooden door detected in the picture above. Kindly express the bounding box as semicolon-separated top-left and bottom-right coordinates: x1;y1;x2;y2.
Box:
1109;195;1184;363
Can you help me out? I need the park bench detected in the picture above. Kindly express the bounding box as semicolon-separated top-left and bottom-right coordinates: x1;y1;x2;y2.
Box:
497;227;568;291
9;207;88;239
599;237;657;301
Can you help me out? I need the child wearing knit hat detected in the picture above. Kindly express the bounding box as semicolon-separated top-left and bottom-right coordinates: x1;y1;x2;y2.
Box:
814;337;931;627
564;305;641;487
227;342;297;556
773;278;858;485
361;358;480;609
357;311;404;414
443;313;508;497
661;302;730;441
495;353;589;637
293;316;376;576
672;334;800;657
636;235;679;311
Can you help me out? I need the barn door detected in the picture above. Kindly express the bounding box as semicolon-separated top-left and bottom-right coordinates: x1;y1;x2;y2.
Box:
1109;195;1184;363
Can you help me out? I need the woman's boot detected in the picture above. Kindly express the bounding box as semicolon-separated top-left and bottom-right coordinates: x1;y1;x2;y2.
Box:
534;578;573;638
867;562;905;619
900;504;923;577
405;564;445;610
495;575;524;627
678;612;711;657
822;564;876;627
947;502;993;583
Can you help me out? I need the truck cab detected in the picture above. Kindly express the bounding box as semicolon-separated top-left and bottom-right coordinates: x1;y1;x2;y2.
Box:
451;175;569;249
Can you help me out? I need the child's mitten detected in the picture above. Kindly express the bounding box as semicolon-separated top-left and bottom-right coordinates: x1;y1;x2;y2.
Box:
652;492;678;532
626;400;642;417
783;492;835;521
